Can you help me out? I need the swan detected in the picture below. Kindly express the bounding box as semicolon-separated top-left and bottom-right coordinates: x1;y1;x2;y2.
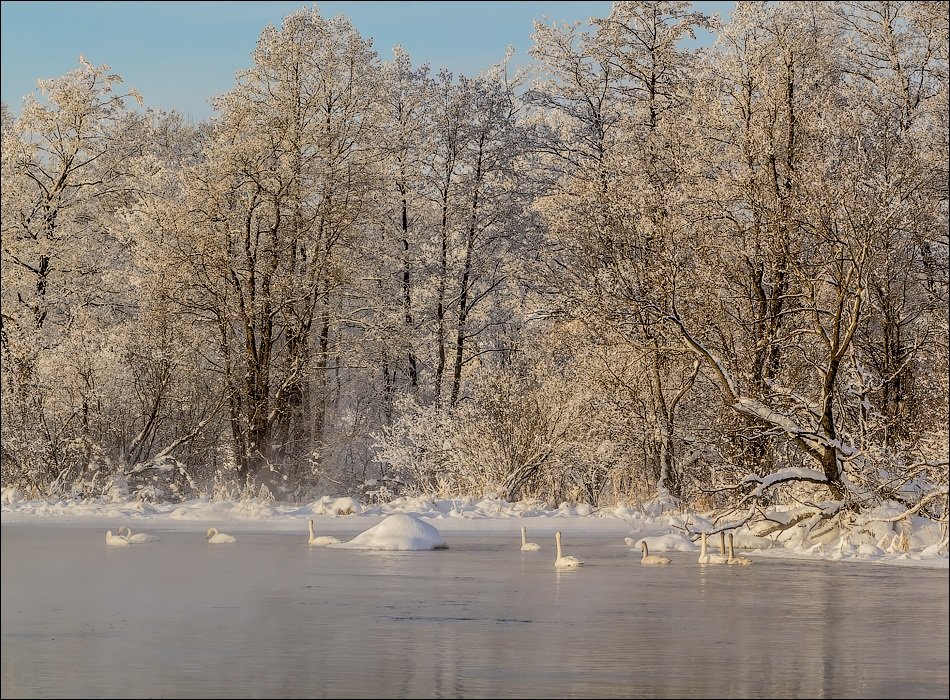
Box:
697;532;727;564
640;540;672;566
727;533;752;565
118;526;161;543
553;531;584;569
105;530;131;546
308;518;342;546
520;526;541;551
206;527;237;544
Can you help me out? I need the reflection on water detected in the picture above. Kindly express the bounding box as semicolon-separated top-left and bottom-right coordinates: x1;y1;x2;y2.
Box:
2;526;947;699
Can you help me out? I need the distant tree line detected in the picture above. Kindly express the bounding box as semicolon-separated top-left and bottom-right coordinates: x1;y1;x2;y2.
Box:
2;2;947;529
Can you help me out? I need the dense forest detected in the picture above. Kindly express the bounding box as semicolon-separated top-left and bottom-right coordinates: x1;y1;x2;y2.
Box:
2;2;947;530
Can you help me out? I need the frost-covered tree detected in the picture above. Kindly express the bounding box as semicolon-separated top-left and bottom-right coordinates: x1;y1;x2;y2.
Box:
528;0;947;521
1;3;945;522
166;8;380;493
1;58;146;493
528;1;711;501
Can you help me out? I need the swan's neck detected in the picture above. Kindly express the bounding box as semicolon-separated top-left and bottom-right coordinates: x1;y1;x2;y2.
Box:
308;519;315;541
556;533;562;559
641;542;648;560
521;527;527;546
700;534;707;557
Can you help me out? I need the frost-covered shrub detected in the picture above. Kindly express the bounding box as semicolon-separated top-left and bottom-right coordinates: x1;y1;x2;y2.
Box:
373;361;637;505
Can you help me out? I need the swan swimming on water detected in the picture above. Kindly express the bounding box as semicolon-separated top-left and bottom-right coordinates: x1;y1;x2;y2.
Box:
106;530;131;546
206;527;237;544
118;526;161;543
520;526;541;551
554;531;584;569
727;533;752;565
640;540;672;566
697;532;727;564
308;518;342;546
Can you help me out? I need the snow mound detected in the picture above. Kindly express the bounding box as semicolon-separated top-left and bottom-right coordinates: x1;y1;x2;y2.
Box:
330;513;448;551
627;532;697;552
310;495;363;516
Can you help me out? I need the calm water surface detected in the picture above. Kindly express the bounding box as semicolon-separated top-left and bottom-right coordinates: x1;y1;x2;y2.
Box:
2;524;947;699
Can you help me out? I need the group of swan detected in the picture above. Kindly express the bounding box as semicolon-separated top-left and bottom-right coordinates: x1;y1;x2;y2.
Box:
107;526;237;544
697;531;753;565
520;526;753;569
107;516;433;549
104;520;755;568
105;530;131;546
106;527;161;545
119;526;161;543
698;532;728;564
518;527;583;569
634;532;750;566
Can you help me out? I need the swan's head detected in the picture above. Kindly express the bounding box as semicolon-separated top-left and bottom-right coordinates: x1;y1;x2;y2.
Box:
207;528;218;538
640;541;648;553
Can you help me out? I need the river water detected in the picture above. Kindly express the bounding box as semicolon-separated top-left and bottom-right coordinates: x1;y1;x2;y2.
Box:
2;523;947;698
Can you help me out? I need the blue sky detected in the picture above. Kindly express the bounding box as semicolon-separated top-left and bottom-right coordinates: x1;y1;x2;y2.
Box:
1;1;732;122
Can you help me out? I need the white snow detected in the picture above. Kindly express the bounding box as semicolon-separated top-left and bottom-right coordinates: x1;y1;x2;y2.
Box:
328;513;447;550
1;488;946;567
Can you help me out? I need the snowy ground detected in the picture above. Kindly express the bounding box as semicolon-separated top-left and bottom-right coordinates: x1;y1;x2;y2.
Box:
1;488;946;568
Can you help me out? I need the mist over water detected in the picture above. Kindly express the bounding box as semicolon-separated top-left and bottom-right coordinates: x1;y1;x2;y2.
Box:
3;524;948;699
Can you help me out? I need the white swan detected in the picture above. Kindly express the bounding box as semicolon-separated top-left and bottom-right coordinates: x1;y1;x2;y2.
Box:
118;526;161;543
697;532;727;564
206;527;237;544
554;531;584;569
727;533;752;565
106;530;131;546
520;526;541;551
640;540;672;566
308;518;341;546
